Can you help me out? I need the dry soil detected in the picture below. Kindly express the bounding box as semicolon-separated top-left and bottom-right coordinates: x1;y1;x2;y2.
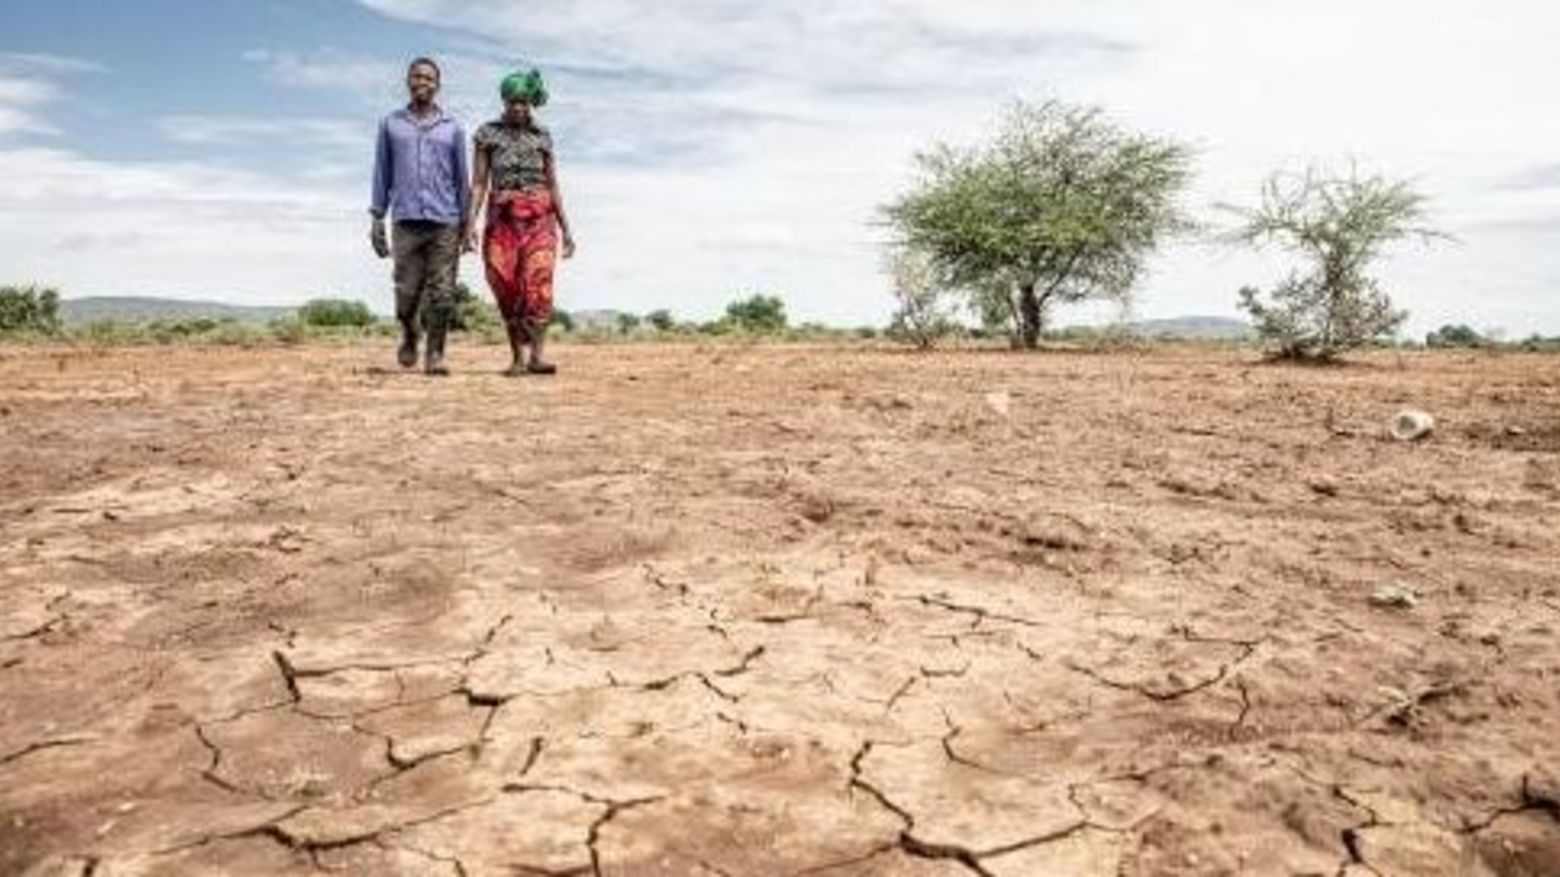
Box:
2;342;1558;876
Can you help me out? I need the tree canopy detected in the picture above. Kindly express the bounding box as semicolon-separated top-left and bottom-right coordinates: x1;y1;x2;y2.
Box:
883;100;1191;347
725;294;788;334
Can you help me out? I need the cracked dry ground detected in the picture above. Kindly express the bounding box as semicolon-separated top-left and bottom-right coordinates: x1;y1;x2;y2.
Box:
2;344;1559;877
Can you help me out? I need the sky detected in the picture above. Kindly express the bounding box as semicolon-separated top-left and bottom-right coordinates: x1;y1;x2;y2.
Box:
1;0;1558;334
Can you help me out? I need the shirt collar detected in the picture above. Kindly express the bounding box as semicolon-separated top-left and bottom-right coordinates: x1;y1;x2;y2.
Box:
396;104;449;127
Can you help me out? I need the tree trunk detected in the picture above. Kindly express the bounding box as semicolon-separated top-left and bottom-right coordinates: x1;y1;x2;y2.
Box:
1006;283;1023;349
1017;282;1041;349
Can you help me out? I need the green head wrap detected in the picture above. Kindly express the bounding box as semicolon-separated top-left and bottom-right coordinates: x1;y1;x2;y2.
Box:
500;69;548;107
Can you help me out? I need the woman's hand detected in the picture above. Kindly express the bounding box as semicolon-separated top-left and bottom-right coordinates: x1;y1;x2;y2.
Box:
461;225;479;254
561;233;576;260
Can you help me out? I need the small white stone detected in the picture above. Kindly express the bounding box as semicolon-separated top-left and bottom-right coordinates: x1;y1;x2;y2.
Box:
1390;410;1435;442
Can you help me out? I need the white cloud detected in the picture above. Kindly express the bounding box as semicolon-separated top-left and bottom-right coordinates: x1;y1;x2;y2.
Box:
0;51;106;74
244;48;401;98
0;53;398;309
0;76;60;135
335;0;1560;334
0;143;399;306
3;4;1559;334
156;115;368;147
0;51;102;135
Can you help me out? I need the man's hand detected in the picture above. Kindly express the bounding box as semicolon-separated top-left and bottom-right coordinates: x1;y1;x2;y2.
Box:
370;218;390;259
561;233;577;260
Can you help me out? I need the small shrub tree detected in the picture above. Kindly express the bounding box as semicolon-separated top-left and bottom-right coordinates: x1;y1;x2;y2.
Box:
0;285;62;335
884;247;958;350
549;309;575;332
448;282;500;333
725;294;788;334
615;312;643;334
1426;323;1484;349
646;309;675;332
883;100;1191;348
459;298;501;334
299;298;375;328
270;317;307;345
1228;168;1443;361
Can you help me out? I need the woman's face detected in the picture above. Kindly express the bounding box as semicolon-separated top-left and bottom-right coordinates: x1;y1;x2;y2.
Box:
504;99;531;126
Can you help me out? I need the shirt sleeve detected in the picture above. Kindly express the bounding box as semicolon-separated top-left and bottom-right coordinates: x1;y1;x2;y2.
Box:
453;123;471;221
370;117;392;218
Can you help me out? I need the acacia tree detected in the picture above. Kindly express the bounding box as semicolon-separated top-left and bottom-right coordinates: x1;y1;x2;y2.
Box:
883;100;1191;348
1227;168;1442;361
884;247;959;349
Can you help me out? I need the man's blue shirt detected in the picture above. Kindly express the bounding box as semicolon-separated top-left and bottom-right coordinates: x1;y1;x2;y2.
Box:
370;106;470;225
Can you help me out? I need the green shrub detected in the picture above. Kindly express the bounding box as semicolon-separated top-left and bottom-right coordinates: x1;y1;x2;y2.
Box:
208;323;268;347
299;298;375;328
151;317;223;336
0;285;62;335
1228;168;1442;361
646;309;675;332
1426;323;1485;348
78;320;135;344
459;298;502;334
1519;335;1560;353
615;312;643;334
724;294;788;334
270;318;307;345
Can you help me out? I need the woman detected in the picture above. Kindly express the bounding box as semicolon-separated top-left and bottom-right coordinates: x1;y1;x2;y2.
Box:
466;69;576;375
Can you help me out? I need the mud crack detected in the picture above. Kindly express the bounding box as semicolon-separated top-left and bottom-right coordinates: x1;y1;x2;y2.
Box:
501;783;665;877
193;722;249;796
845;741;1093;876
0;735;93;770
1066;628;1260;703
379;838;471;877
1461;774;1560;835
626;646;762;702
1065;658;1234;702
1;615;66;642
911;594;1045;629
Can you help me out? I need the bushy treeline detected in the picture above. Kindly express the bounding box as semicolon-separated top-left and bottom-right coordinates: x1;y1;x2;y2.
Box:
0;286;885;347
544;294;872;343
0;287;387;346
9;284;1551;353
0;285;62;335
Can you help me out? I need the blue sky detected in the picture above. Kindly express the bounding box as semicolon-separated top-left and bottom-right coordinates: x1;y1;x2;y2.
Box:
2;0;1559;334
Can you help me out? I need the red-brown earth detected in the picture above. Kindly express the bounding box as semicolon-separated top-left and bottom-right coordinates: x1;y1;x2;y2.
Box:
2;342;1557;876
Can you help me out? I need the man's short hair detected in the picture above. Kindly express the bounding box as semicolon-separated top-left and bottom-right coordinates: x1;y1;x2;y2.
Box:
408;57;441;80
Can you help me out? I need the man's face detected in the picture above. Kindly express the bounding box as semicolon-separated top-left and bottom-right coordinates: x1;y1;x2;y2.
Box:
407;63;439;103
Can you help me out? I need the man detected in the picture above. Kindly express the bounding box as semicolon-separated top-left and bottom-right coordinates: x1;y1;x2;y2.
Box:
370;57;469;375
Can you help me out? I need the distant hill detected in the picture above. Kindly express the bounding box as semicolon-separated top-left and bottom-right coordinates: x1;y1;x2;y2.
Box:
1126;316;1253;340
60;296;298;325
569;309;626;330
